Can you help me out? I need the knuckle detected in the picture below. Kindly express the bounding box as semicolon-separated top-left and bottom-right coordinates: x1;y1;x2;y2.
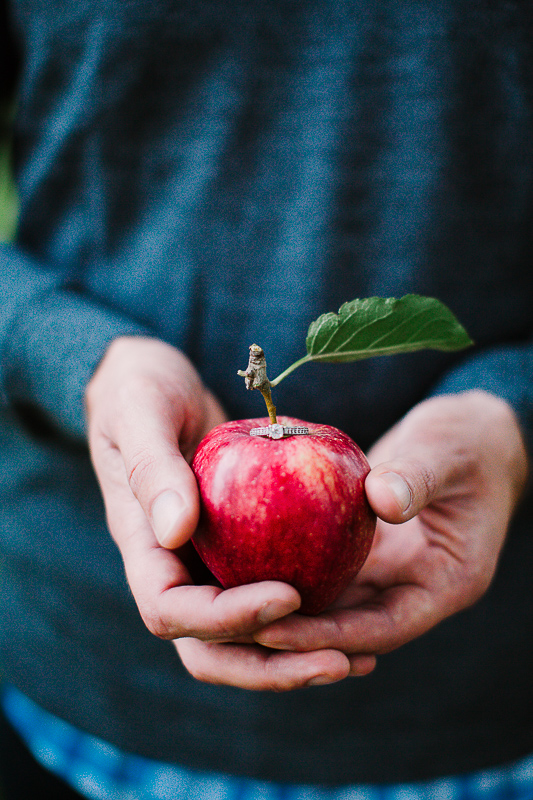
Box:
140;605;177;640
117;372;154;404
372;608;406;654
127;449;158;498
260;677;287;693
260;668;282;692
411;460;438;505
262;658;300;693
459;560;495;606
184;659;213;684
177;642;222;685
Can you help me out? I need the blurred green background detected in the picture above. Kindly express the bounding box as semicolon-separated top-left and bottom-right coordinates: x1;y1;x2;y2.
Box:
0;97;17;239
0;136;17;241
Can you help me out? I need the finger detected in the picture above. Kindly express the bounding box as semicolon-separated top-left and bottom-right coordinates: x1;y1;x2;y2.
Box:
117;508;302;642
364;391;529;525
92;441;302;640
348;654;378;676
143;579;303;642
133;557;303;642
97;392;201;549
365;457;439;524
175;639;353;691
254;584;444;655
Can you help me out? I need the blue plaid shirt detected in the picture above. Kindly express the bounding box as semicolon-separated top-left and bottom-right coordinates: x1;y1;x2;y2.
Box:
2;684;533;800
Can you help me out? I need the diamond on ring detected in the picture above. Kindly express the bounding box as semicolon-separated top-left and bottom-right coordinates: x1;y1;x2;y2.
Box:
250;424;310;439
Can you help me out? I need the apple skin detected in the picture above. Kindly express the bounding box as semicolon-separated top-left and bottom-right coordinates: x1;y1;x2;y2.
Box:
191;416;376;615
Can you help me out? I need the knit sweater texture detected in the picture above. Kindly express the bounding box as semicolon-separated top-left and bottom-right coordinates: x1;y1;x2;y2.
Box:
1;0;533;785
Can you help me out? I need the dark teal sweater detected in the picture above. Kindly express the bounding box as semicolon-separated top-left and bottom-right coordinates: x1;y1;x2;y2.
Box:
1;0;533;785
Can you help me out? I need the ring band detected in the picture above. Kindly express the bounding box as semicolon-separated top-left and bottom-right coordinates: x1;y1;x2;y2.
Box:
250;424;310;439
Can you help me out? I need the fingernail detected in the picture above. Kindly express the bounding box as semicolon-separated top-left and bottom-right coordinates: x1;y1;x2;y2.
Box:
379;472;411;513
257;600;298;626
306;675;335;687
151;490;186;547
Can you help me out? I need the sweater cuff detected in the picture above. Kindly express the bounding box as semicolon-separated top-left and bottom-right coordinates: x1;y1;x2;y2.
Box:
1;286;151;441
429;343;533;463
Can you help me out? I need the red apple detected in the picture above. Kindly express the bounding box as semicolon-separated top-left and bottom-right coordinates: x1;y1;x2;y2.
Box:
191;415;376;615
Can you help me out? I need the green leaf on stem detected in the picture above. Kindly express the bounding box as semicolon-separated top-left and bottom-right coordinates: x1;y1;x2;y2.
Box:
270;295;473;386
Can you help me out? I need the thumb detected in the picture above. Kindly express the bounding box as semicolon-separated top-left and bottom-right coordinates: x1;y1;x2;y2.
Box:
122;432;200;549
90;404;201;550
365;458;438;524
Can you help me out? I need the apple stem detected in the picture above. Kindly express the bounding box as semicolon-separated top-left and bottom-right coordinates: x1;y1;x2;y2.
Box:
237;344;278;424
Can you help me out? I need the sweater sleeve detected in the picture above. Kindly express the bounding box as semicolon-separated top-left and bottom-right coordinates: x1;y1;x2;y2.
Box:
0;4;150;441
429;339;533;463
0;243;151;440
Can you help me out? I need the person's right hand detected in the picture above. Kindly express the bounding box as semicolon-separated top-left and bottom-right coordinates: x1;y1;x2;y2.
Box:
85;336;356;690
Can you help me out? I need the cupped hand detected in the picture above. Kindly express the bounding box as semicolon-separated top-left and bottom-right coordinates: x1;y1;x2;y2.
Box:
253;391;529;668
86;336;359;690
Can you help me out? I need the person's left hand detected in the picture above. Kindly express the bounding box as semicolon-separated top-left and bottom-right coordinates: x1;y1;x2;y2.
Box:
178;391;528;683
250;391;528;666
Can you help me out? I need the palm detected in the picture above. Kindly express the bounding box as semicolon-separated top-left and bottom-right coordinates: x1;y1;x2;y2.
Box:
255;392;526;659
328;507;485;653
